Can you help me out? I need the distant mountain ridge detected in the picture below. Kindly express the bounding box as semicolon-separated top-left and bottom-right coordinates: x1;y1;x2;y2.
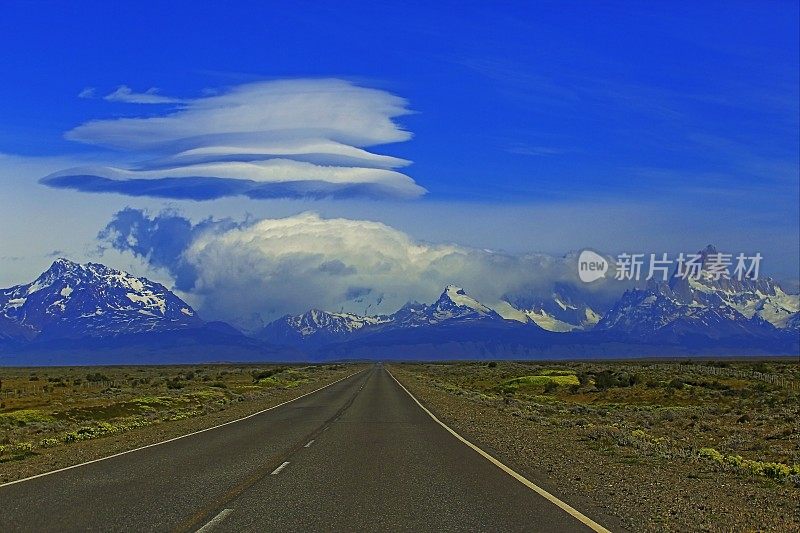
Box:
0;258;202;340
0;259;292;364
260;265;798;357
496;285;601;332
257;285;526;346
597;246;799;339
1;252;797;364
259;308;393;347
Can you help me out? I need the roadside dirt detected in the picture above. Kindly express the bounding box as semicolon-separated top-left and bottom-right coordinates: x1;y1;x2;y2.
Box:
391;365;800;532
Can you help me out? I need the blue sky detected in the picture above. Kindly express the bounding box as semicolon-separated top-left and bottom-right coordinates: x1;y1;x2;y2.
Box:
0;1;798;319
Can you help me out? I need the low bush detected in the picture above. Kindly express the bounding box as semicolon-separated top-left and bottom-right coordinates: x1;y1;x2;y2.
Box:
698;447;800;483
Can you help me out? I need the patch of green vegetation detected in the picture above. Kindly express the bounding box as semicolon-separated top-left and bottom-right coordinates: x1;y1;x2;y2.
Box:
185;390;226;401
0;409;55;425
0;442;36;463
698;447;800;483
254;368;310;389
254;376;283;386
0;364;359;465
38;437;61;448
500;374;580;392
538;369;577;376
131;396;181;408
593;370;642;390
255;376;309;388
251;368;288;382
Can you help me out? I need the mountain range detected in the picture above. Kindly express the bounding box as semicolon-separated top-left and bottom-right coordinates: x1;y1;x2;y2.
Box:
597;246;798;340
0;259;292;364
0;252;797;364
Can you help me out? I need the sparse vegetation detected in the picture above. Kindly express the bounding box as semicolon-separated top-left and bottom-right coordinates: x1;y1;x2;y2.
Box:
0;363;352;468
391;359;800;532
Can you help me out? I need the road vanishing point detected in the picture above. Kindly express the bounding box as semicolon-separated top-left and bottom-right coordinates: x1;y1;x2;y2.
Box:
0;364;612;532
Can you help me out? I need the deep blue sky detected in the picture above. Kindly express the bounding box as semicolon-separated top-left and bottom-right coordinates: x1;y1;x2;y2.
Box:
0;0;798;290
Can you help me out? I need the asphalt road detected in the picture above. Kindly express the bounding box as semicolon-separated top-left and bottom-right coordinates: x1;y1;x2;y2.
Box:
0;365;607;532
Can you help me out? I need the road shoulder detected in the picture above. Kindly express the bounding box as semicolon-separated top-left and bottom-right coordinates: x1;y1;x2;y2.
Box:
389;365;797;532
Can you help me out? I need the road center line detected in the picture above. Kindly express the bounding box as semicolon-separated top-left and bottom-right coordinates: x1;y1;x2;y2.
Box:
270;461;290;475
386;369;612;533
196;508;233;532
0;369;364;489
304;439;315;447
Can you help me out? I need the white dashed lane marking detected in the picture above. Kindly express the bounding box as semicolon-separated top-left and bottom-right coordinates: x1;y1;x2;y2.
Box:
196;508;233;532
270;462;290;475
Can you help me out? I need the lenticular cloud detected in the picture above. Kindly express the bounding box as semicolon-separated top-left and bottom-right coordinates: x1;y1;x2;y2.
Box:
41;79;425;200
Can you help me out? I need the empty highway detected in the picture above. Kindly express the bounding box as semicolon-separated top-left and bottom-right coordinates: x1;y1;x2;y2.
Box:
0;365;611;532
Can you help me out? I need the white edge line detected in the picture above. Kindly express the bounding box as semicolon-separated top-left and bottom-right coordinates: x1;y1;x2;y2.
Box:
0;369;364;489
304;439;315;448
270;461;290;475
386;369;612;533
196;508;233;532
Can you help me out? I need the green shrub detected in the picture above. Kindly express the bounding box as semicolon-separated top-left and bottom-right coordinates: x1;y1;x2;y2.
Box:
166;378;184;390
698;447;798;482
667;378;684;390
592;370;640;389
699;447;724;463
0;409;54;426
251;369;276;382
39;437;61;448
503;374;579;389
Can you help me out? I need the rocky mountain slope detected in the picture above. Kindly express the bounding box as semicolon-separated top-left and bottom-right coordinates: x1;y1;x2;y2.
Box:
0;258;203;340
597;246;799;340
0;259;292;364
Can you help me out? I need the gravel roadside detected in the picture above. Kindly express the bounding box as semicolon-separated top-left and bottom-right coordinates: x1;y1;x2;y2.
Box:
390;366;799;532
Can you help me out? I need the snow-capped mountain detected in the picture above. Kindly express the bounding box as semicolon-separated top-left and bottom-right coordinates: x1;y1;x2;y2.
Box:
0;259;295;365
394;285;504;327
0;258;203;340
597;246;799;339
258;309;392;346
4;256;793;362
596;281;776;339
495;287;601;332
260;260;798;357
260;285;525;347
674;272;798;330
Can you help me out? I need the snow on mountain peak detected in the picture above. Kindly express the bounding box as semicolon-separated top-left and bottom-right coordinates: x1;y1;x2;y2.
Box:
660;246;799;330
499;288;601;332
438;285;494;314
597;247;799;335
0;259;203;339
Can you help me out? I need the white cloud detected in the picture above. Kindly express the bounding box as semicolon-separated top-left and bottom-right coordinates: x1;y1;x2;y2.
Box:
103;85;185;104
74;78;411;149
174;212;611;329
41;79;423;200
78;87;96;99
